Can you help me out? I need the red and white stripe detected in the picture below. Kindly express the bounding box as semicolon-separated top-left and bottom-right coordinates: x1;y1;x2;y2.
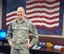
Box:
6;11;17;26
26;0;60;29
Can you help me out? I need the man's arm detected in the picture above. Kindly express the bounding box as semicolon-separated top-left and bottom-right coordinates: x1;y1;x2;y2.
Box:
6;23;13;47
24;22;38;49
29;22;38;45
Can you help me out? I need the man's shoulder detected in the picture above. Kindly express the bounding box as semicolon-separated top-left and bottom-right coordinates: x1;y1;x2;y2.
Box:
12;19;17;22
10;19;17;25
25;19;33;24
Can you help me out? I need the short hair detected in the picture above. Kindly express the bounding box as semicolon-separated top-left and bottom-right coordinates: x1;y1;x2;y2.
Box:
17;6;26;12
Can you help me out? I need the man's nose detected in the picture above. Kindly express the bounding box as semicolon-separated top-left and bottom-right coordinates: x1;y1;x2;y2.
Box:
17;13;23;15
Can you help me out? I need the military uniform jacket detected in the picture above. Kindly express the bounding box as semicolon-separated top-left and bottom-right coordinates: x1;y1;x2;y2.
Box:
7;18;38;49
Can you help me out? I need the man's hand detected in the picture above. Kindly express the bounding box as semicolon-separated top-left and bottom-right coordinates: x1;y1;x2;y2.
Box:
24;43;33;49
24;39;33;49
8;39;12;47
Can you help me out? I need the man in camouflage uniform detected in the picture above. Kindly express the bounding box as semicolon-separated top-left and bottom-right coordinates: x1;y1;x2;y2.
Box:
6;6;38;54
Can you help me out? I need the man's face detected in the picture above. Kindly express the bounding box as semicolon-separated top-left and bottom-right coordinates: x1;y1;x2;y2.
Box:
17;7;25;20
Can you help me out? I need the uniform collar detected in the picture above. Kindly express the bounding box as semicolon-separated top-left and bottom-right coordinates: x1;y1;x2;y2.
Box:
16;18;26;24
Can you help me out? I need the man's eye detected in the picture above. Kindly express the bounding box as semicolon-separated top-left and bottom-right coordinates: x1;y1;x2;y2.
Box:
18;11;22;13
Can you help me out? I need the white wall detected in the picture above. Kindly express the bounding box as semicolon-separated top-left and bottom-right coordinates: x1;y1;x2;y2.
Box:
0;0;2;29
62;12;64;37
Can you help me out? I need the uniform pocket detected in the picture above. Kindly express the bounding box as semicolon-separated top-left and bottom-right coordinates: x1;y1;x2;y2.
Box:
21;27;29;31
20;27;29;34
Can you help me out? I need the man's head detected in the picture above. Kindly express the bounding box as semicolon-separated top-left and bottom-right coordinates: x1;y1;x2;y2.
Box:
17;6;25;20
